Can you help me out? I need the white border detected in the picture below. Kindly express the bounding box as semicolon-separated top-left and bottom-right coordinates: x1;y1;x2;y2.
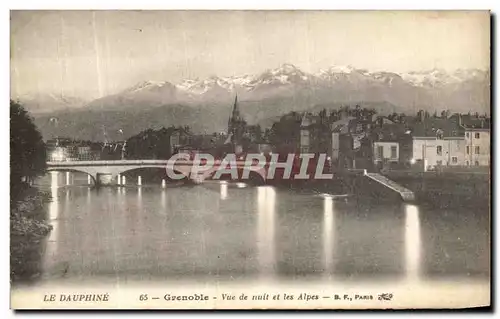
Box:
3;1;497;318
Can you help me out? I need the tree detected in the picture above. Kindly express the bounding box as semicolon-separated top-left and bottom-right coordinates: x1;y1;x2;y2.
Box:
388;112;398;122
398;113;407;123
126;127;177;159
247;124;262;143
269;112;302;148
10;100;46;198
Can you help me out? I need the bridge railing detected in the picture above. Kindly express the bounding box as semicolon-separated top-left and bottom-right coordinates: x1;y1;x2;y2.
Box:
47;159;171;166
46;159;260;166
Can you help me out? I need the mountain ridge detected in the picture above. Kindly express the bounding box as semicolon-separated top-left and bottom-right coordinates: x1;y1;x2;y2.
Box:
22;63;489;141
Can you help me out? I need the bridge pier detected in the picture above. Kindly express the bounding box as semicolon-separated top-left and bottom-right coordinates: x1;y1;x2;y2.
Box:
162;179;166;188
66;172;71;185
96;173;114;186
138;176;142;186
121;176;127;185
117;174;121;185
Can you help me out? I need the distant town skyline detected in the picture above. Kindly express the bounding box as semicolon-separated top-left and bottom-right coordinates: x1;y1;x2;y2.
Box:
11;10;490;101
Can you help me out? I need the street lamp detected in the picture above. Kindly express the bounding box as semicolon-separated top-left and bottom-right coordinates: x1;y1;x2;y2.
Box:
118;129;125;160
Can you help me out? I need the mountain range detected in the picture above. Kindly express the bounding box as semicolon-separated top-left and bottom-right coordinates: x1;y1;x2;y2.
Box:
17;63;489;141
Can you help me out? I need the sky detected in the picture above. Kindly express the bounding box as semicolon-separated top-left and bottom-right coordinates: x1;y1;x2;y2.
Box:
10;10;490;100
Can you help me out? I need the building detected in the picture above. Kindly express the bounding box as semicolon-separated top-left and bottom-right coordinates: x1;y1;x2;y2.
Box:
464;128;490;166
169;127;191;155
46;138;79;161
77;146;101;161
458;114;491;166
409;117;467;168
299;113;314;153
373;141;399;163
298;112;332;155
370;122;409;167
330;116;375;169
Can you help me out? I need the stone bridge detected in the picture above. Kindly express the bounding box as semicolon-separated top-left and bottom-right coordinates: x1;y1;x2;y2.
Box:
46;159;268;186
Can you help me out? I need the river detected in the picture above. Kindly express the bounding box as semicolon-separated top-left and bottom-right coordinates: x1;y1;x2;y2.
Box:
11;171;490;306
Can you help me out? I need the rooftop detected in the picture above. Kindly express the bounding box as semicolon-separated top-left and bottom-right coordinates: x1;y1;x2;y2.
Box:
410;118;465;138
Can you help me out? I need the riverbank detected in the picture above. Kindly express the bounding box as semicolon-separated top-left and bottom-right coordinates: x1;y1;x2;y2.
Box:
11;186;53;282
271;171;490;207
385;171;490;207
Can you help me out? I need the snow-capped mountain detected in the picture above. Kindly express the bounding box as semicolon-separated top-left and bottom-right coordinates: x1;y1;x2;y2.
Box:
163;64;488;99
32;63;489;140
173;64;314;98
401;68;489;87
82;62;488;116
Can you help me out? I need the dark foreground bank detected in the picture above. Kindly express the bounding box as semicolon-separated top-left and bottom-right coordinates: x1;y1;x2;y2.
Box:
11;186;53;282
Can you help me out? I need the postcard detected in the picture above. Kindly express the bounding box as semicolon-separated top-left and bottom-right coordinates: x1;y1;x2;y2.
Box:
10;10;490;309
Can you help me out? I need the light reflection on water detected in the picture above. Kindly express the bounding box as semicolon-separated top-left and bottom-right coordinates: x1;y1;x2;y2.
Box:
43;172;60;273
405;204;421;281
323;195;334;278
220;181;228;200
257;186;276;278
27;172;490;286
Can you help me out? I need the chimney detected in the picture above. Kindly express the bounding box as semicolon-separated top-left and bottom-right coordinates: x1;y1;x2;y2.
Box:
420;111;425;123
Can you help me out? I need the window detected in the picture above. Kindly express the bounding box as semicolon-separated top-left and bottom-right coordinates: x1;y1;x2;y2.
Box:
452;157;458;164
466;146;470;155
475;146;480;154
466;132;469;138
390;146;397;159
377;146;384;159
475;132;480;139
466;160;469;166
475;161;480;166
436;129;444;140
436;145;442;156
436;160;442;166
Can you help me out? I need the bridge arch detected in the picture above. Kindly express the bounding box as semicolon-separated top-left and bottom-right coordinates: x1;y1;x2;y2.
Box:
46;160;269;186
46;168;98;185
117;166;189;181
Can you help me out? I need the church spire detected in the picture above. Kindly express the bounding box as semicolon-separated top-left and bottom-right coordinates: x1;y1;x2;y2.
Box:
231;94;240;120
227;94;247;147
